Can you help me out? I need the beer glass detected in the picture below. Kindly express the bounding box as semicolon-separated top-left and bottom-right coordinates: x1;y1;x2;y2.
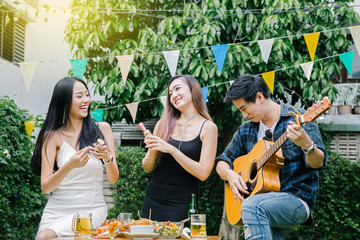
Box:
190;214;206;239
71;212;92;238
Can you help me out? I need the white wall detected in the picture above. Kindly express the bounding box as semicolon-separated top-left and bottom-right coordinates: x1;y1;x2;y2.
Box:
0;0;102;117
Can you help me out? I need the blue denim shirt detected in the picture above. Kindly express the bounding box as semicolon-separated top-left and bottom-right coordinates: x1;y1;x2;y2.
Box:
216;102;326;210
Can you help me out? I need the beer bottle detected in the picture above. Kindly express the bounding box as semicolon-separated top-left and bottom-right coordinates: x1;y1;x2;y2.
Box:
188;193;198;218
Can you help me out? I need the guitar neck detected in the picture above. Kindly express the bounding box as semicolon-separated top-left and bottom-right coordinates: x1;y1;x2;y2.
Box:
257;133;288;170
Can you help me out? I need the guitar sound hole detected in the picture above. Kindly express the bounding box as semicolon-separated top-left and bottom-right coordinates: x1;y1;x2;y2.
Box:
249;161;257;181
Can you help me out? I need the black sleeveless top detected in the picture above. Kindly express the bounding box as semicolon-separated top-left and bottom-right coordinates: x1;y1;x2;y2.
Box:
141;120;207;221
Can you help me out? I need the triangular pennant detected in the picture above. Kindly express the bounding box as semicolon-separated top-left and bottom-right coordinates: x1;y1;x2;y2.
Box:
349;26;360;56
116;55;134;84
125;102;139;123
261;71;276;93
300;62;314;80
211;44;229;75
91;109;104;122
257;38;275;63
160;96;167;109
24;120;36;137
201;87;209;104
229;80;234;85
19;62;38;92
70;59;88;79
303;32;320;61
163;50;180;77
339;51;354;74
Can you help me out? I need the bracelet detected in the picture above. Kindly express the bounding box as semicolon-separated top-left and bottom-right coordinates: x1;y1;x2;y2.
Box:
104;155;113;165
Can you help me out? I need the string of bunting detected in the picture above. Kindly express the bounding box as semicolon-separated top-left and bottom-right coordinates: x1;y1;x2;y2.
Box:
23;46;357;137
1;24;358;66
10;25;360;98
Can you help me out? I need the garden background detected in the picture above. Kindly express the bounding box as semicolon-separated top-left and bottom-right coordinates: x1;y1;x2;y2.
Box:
1;0;360;239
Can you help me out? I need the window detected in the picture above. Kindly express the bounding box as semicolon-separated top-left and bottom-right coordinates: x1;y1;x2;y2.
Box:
0;8;26;63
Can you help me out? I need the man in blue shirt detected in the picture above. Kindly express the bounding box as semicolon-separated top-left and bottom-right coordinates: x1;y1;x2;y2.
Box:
216;75;326;240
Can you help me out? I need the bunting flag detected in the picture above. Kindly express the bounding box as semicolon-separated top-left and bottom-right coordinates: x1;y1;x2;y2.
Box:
339;51;354;74
70;59;88;79
303;32;320;61
91;109;104;122
349;26;360;56
116;55;134;84
261;71;276;93
24;120;36;137
229;80;234;85
163;50;180;77
160;95;167;109
257;38;275;63
300;62;314;80
125;102;139;123
19;62;38;92
212;44;229;75
201;87;209;104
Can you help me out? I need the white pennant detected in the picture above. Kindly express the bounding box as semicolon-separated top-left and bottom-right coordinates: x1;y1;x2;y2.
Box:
163;50;180;77
229;80;234;86
19;62;38;92
257;39;275;63
160;96;167;109
300;62;314;80
116;55;134;84
349;26;360;56
125;102;139;124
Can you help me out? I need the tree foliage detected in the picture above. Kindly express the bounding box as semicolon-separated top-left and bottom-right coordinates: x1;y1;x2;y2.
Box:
65;0;359;145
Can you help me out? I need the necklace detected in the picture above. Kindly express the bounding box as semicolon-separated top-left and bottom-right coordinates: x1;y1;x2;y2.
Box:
275;103;280;124
178;114;198;151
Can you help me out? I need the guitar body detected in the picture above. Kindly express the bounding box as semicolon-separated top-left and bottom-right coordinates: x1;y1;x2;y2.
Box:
225;140;285;225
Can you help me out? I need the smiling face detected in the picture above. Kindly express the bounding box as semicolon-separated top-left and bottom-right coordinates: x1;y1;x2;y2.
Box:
69;81;91;119
168;77;193;111
232;92;265;122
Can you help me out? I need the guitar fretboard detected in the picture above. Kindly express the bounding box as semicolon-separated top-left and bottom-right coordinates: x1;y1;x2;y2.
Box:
257;133;288;170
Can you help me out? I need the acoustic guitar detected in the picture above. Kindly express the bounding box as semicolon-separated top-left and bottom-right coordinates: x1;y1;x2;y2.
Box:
225;97;331;225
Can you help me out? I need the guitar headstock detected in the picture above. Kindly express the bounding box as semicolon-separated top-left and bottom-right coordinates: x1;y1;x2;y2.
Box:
289;97;331;125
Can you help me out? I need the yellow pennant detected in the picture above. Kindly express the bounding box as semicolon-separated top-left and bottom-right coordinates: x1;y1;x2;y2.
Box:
303;32;320;61
125;102;139;124
261;71;275;93
24;120;36;137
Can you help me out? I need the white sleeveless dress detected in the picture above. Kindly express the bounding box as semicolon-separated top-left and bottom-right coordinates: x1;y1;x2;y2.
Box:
37;138;107;237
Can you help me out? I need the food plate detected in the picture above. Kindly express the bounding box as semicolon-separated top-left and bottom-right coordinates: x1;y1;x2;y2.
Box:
122;232;160;239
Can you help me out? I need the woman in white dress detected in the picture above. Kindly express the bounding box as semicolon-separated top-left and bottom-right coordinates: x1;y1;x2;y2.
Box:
31;77;119;239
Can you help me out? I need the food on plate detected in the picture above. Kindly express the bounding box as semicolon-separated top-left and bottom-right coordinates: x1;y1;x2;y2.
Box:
92;219;131;238
154;221;184;237
130;218;154;225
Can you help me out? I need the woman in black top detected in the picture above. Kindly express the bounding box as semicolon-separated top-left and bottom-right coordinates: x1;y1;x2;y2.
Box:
141;75;218;221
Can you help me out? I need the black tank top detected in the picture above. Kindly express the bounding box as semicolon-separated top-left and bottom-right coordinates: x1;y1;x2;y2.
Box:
151;120;207;187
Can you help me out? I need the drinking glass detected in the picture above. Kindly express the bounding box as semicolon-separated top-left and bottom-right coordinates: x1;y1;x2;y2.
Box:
118;212;133;223
71;212;92;238
190;214;207;239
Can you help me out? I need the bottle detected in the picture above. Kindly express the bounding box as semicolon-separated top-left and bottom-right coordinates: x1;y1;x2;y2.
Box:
188;193;198;218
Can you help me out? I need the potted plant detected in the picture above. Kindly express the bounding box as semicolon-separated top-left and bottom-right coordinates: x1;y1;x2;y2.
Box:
337;85;353;115
354;85;360;114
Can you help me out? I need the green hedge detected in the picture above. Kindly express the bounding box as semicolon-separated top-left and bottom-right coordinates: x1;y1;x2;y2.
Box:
289;152;360;239
0;96;46;240
109;146;224;235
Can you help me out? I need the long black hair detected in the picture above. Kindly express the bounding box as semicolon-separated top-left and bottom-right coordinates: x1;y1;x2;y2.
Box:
30;77;104;175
